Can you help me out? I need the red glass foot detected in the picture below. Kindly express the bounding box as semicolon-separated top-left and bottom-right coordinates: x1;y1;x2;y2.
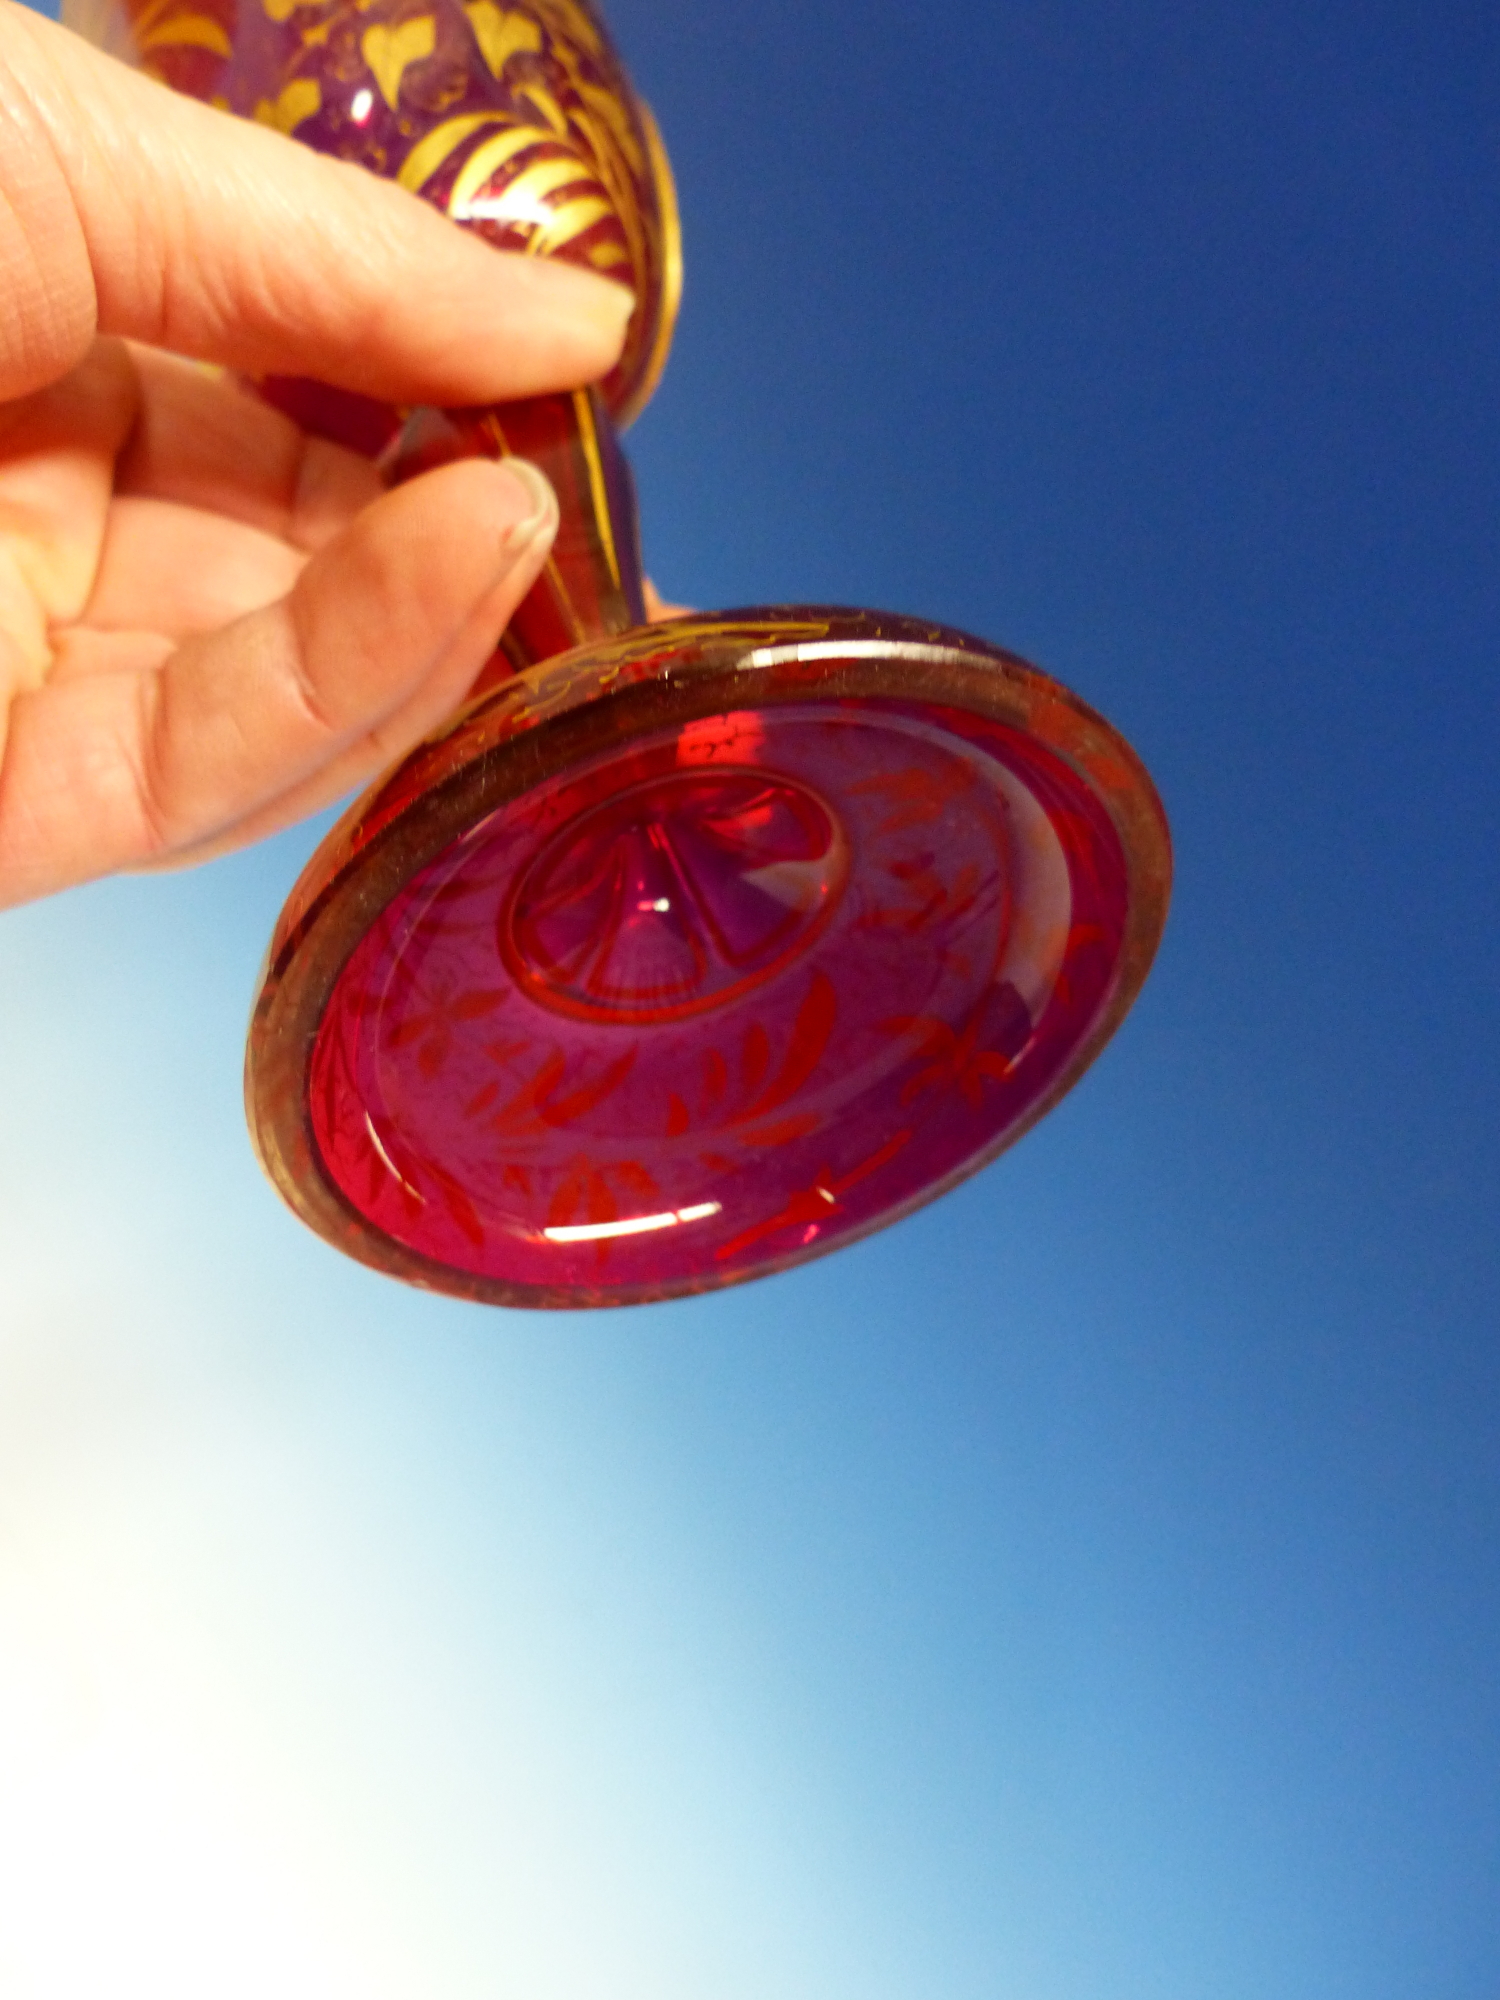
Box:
249;611;1171;1306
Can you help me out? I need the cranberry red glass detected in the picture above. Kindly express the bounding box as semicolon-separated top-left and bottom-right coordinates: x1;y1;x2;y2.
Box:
67;0;1172;1304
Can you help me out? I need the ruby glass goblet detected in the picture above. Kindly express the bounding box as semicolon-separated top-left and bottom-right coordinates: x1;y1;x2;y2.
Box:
69;0;1172;1306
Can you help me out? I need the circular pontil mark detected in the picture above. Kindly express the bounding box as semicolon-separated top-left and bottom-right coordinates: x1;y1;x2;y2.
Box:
502;769;847;1023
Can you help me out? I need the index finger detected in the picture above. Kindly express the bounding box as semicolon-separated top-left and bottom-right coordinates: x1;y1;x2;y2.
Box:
0;1;633;404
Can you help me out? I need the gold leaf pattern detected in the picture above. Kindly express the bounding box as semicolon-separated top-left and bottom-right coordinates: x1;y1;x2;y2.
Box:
254;76;321;133
137;10;231;53
482;152;590;210
446;122;553;208
515;79;568;135
461;1;540;77
531;0;600;55
396;111;497;193
361;15;437;109
528;191;613;254
578;80;642;175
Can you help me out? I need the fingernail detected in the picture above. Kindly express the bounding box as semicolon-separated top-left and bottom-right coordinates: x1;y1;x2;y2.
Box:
526;260;637;338
496;458;558;557
584;273;638;337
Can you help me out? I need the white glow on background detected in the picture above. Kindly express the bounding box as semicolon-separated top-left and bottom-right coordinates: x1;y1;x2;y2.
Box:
0;1545;391;1999
0;868;896;2000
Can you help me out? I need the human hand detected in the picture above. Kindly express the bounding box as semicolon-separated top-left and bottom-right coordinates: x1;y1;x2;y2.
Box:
0;0;632;907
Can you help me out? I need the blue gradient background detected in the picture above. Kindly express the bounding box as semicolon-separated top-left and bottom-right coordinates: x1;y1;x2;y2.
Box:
2;0;1497;1992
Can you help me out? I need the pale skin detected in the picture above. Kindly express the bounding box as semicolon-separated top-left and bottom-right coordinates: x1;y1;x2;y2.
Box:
0;0;668;908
